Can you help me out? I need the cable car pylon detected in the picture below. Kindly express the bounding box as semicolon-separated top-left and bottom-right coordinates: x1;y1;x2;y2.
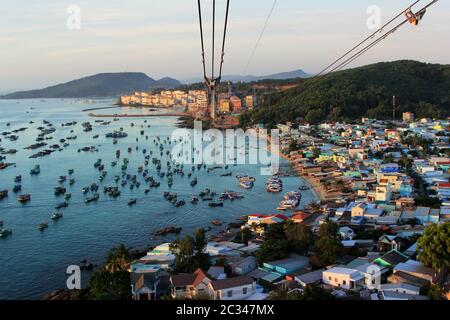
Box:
197;0;230;123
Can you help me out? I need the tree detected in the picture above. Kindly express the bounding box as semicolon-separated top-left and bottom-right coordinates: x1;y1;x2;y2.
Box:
414;195;441;209
427;284;445;300
234;227;253;245
104;244;132;273
269;285;335;300
417;223;450;283
255;239;290;264
284;221;313;254
264;223;286;241
88;270;131;300
173;228;211;273
269;287;303;300
194;228;207;254
299;285;335;300
315;222;343;266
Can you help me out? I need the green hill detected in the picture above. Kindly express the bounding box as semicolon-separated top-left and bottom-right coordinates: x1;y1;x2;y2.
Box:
240;60;450;128
1;73;182;99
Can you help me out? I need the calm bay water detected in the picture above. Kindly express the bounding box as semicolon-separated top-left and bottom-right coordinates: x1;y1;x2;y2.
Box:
0;99;317;299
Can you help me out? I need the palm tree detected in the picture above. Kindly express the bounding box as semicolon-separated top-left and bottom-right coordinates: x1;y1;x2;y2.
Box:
104;244;132;273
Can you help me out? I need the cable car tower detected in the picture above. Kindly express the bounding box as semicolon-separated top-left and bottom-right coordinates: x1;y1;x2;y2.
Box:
197;0;230;122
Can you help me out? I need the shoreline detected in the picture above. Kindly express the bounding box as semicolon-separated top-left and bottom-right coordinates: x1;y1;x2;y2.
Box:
260;132;324;203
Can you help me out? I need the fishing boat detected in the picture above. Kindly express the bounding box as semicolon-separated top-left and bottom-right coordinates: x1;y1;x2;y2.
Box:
37;223;48;231
209;202;224;207
239;180;254;189
55;201;69;209
175;200;186;207
12;185;22;193
190;178;198;187
298;185;310;191
0;190;9;200
85;193;99;203
266;183;282;193
191;197;199;204
128;198;137;205
82;187;89;194
30;165;41;175
51;212;63;220
17;194;31;203
68;169;74;175
0;228;12;238
94;159;102;168
54;186;66;196
14;175;22;183
57;176;67;183
64;193;72;200
69;178;75;185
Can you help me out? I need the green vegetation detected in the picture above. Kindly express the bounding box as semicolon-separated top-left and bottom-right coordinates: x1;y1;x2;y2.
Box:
417;222;450;283
414;195;442;209
240;60;450;128
269;285;335;300
1;73;181;99
255;222;314;264
70;244;133;300
315;222;343;266
171;228;211;273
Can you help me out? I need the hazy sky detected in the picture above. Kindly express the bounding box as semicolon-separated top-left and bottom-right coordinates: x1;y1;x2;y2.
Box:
0;0;449;92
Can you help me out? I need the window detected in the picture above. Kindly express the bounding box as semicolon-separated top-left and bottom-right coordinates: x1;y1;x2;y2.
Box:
227;290;233;298
243;287;248;295
343;280;346;285
329;277;332;281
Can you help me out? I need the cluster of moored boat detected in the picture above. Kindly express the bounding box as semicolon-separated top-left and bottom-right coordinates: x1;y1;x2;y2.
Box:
236;174;256;189
266;177;283;193
277;191;302;211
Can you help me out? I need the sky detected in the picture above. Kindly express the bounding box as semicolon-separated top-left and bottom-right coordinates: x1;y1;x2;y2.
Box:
0;0;449;92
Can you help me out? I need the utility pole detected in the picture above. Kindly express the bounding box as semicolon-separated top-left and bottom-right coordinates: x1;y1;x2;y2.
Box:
392;95;396;121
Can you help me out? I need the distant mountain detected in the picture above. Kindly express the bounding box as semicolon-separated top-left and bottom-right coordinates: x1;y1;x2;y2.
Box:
182;69;310;84
0;73;182;99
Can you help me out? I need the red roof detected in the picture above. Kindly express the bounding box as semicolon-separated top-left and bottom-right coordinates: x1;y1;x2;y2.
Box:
291;212;311;221
437;182;450;189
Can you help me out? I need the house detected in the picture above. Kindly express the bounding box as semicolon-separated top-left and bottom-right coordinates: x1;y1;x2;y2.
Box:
351;203;368;217
231;256;257;276
207;266;227;280
208;276;256;300
374;250;409;268
388;271;431;289
394;260;437;283
339;226;355;240
131;271;170;300
291;212;311;223
375;290;429;300
377;235;405;252
170;269;211;299
294;269;325;287
322;267;365;290
364;208;384;222
262;255;310;276
379;283;421;296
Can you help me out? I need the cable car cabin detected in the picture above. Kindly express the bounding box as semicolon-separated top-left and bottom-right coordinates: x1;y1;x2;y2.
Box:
405;8;426;26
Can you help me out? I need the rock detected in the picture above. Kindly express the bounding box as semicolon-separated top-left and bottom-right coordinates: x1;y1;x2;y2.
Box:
154;226;182;236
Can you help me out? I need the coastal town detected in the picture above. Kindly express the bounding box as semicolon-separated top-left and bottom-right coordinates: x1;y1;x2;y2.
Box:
119;85;256;120
39;110;450;301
